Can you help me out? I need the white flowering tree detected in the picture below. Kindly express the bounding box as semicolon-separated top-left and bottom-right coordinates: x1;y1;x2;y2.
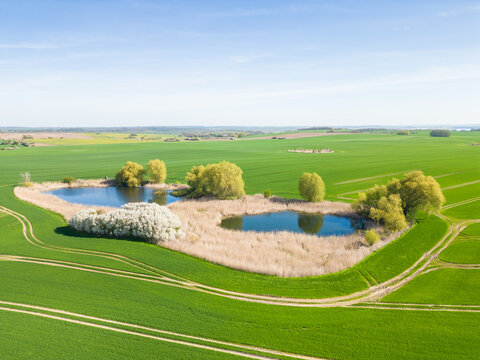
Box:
69;203;184;243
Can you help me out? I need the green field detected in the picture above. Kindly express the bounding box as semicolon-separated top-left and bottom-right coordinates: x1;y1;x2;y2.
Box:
1;131;479;359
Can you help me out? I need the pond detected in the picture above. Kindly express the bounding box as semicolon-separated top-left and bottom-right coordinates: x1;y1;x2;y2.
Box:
46;187;182;207
220;211;365;236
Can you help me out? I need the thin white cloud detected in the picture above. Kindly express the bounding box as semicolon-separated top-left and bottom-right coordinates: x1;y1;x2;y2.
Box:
204;4;317;17
435;4;480;17
0;43;58;49
229;54;272;63
221;66;480;99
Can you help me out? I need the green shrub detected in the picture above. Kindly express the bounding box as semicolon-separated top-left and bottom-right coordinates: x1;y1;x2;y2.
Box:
369;194;407;232
298;172;325;202
62;176;76;185
353;171;445;231
365;230;380;245
263;189;272;198
115;161;145;187
352;185;388;217
397;130;410;135
147;159;167;184
388;171;445;215
185;165;207;198
430;129;450;137
185;161;245;199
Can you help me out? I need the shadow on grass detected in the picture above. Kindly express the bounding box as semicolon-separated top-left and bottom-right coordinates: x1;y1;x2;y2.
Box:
54;225;145;243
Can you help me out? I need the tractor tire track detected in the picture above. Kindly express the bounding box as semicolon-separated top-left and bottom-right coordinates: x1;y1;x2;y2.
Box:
1;205;477;308
0;301;325;360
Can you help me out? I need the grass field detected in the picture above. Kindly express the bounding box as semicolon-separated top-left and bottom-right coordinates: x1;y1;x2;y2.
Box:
1;131;479;359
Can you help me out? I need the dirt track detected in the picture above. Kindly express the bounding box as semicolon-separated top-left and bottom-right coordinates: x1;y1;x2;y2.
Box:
1;203;478;307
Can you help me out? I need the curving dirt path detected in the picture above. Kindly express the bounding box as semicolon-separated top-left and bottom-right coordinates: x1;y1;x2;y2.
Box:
442;179;480;191
0;300;324;360
333;171;412;185
1;204;478;308
443;196;480;210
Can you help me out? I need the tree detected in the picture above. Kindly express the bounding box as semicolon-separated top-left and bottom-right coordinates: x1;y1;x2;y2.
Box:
352;185;388;217
202;161;245;199
298;172;325;202
369;194;407;232
185;161;245;199
185;165;206;198
353;170;444;232
353;171;445;229
147;159;167;184
391;171;445;216
115;161;145;187
430;130;450;137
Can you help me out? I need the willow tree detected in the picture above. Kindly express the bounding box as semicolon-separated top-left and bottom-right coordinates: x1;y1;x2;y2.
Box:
147;159;167;184
115;161;145;187
185;161;245;199
298;172;325;202
353;170;445;232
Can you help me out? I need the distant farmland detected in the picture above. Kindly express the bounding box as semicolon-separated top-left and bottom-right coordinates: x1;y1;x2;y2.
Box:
1;130;479;359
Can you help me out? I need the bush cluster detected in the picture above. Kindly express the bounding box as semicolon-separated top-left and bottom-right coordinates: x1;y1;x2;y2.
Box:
365;230;380;245
263;189;272;199
184;161;245;199
69;203;183;243
397;130;410;135
430;129;451;137
115;159;167;187
62;176;76;185
353;171;445;232
298;172;325;202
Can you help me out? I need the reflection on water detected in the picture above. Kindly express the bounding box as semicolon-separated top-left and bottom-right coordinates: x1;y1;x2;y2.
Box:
46;187;182;207
220;211;364;236
152;190;168;205
297;213;324;234
220;215;244;231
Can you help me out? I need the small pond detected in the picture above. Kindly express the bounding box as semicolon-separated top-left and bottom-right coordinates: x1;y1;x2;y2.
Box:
46;187;182;207
220;211;365;236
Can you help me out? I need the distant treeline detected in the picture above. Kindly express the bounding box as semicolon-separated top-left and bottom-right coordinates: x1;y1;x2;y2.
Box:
430;130;451;137
298;127;334;131
0;126;298;134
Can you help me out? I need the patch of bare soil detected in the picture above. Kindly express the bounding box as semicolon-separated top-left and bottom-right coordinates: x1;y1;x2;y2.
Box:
288;149;334;154
0;132;93;140
241;132;355;140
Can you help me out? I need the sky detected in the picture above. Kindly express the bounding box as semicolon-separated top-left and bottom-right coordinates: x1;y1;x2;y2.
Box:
0;0;479;127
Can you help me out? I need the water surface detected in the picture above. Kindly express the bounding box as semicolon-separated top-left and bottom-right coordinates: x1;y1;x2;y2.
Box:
220;211;364;236
46;187;181;207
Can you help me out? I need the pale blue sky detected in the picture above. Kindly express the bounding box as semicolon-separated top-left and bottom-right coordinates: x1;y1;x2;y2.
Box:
0;0;479;127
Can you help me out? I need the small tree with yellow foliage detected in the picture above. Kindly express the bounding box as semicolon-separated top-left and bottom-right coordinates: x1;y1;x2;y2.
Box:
115;161;145;187
147;159;167;184
185;162;245;199
298;172;325;202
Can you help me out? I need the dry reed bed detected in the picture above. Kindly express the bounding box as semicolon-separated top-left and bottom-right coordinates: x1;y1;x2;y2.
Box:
167;195;401;277
14;182;403;277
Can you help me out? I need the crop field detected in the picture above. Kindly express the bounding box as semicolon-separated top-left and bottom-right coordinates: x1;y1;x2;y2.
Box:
1;131;479;359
